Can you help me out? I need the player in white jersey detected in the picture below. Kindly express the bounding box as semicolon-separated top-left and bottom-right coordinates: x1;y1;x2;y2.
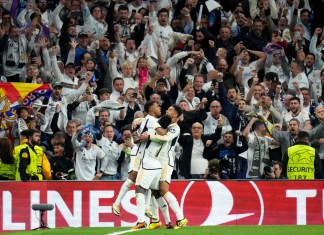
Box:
138;105;188;229
132;114;173;230
112;101;164;218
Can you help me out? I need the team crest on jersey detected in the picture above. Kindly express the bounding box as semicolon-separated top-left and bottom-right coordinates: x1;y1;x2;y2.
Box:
169;128;176;133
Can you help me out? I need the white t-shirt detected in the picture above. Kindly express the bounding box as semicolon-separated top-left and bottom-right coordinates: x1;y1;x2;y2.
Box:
97;137;120;175
128;2;147;17
190;139;208;175
202;113;232;135
75;144;106;180
236;61;259;87
283;110;310;130
288;72;309;90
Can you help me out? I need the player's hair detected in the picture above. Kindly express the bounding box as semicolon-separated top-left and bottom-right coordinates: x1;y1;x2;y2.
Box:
172;105;183;117
158;115;172;129
144;101;155;114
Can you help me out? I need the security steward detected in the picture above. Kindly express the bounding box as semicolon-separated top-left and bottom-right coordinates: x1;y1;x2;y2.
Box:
282;131;324;180
14;129;52;181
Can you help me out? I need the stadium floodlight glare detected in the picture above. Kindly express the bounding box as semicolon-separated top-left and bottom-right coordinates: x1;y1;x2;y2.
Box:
31;204;54;230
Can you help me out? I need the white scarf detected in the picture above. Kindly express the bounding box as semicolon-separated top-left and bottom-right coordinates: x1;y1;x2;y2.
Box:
6;37;27;68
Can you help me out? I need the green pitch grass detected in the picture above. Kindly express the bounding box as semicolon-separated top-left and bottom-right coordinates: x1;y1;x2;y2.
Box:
2;225;324;235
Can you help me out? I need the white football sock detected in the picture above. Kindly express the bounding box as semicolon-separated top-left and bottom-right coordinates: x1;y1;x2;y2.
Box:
115;179;133;205
157;197;171;224
164;191;183;220
150;196;160;223
135;193;146;222
145;189;152;211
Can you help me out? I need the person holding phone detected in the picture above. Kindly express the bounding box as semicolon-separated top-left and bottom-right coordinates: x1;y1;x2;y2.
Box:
122;88;143;125
127;0;148;18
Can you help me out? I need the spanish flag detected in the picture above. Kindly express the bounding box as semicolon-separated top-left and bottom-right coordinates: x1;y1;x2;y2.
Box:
0;83;52;122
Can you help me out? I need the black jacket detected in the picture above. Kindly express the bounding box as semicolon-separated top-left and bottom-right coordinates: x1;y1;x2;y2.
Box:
178;134;214;179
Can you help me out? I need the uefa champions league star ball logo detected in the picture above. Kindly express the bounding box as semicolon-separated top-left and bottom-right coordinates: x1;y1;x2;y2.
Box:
180;181;264;225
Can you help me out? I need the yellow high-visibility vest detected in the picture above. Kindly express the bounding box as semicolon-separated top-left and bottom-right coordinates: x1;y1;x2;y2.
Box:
287;144;315;180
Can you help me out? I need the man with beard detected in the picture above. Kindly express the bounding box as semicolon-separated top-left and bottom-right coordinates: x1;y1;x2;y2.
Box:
304;53;321;84
110;77;125;102
283;96;312;130
273;82;304;117
218;78;239;117
300;88;317;116
246;81;263;107
40;74;90;148
264;115;324;158
14;129;52;181
242;18;268;52
0;26;29;82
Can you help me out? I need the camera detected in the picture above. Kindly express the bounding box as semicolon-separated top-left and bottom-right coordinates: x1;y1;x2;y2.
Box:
263;166;274;174
132;92;137;98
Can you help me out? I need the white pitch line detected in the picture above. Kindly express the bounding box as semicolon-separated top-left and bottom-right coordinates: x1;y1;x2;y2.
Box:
105;228;145;235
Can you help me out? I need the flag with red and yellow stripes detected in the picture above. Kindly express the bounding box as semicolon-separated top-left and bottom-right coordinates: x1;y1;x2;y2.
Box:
0;83;52;122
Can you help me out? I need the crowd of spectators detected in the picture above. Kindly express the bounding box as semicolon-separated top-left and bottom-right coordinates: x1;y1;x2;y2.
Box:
0;0;324;181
